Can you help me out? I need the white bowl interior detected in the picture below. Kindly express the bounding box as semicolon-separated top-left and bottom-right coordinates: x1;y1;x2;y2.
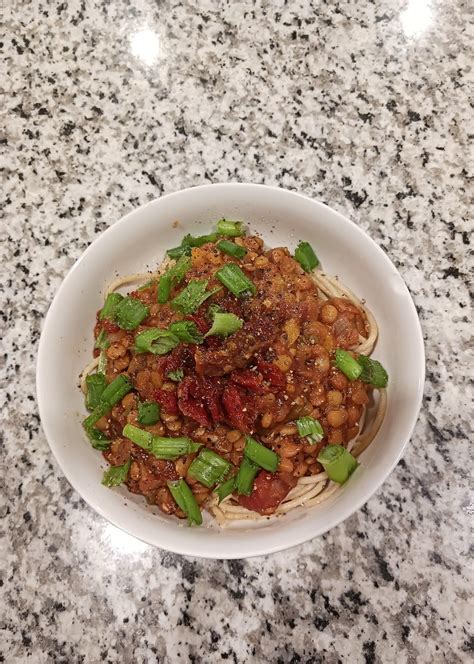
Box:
37;184;424;558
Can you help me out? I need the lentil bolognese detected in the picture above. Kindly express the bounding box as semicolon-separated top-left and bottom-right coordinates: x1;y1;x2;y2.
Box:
81;220;388;526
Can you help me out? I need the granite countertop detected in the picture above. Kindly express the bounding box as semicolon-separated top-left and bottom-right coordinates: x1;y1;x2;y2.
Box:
2;0;471;661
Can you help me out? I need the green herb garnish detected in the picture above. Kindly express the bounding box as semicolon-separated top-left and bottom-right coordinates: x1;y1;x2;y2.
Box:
317;445;359;484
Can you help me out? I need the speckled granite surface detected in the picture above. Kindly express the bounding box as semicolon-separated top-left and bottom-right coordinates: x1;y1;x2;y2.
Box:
2;0;472;661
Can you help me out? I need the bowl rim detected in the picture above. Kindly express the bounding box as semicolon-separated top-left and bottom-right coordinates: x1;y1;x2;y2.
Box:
36;182;425;558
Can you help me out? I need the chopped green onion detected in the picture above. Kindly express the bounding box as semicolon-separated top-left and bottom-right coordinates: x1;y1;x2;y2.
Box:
169;321;204;344
216;264;257;298
205;312;243;338
166;245;191;259
294;241;319;272
168;254;192;281
134;328;180;355
99;293;123;320
85;373;108;411
167;233;219;259
114;296;149;331
214;476;236;502
357;355;389;388
83;375;133;428
85;427;110;451
171;279;220;315
167;479;202;526
208;303;224;318
296;416;324;443
216;219;244;237
158;256;192;304
235;457;259;495
94;329;110;351
185;232;219;247
137;401;161;425
334;349;363;381
167;368;184;382
188;449;232;488
97;350;107;374
102;460;131;487
122;424;201;459
317;445;359;484
216;240;247;259
243;436;279;472
157;274;171;304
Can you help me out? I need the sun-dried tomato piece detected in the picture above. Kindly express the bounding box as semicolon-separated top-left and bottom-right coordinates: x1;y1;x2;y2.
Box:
257;360;286;388
153;388;179;415
230;369;263;391
222;383;257;432
237;471;295;515
177;376;211;427
187;313;211;334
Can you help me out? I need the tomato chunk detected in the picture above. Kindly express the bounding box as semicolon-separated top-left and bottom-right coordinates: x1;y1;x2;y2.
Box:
222;384;257;432
238;471;295;515
231;369;263;391
257;360;286;388
153;388;179;415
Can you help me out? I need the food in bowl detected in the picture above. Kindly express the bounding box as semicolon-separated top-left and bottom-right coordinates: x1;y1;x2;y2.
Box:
80;219;388;526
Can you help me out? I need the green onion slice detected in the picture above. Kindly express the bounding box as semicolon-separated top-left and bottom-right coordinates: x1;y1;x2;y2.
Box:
216;264;256;298
294;241;319;272
334;349;363;381
114;296;149;331
83;375;133;429
94;329;110;351
317;444;359;484
158;255;191;304
208;303;224;318
97;350;107;374
296;416;324;443
157;274;171;304
85;427;111;451
205;312;243;338
235;457;259;495
99;293;123;320
167;233;219;259
167;368;184;382
357;355;388;388
214;476;236;502
216;219;244;237
168;321;204;344
102;460;131;487
171;280;220;315
137;401;161;426
135;328;180;355
243;436;279;472
85;373;108;411
167;479;203;526
122;424;201;459
216;240;246;259
187;449;232;488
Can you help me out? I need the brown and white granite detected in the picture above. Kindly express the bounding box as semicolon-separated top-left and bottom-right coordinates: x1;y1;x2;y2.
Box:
1;0;472;662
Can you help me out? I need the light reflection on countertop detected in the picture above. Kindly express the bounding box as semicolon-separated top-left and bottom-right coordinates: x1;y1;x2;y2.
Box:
400;0;434;38
130;28;161;66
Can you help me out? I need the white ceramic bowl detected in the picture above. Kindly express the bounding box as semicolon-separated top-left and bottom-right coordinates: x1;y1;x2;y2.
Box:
37;183;424;558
